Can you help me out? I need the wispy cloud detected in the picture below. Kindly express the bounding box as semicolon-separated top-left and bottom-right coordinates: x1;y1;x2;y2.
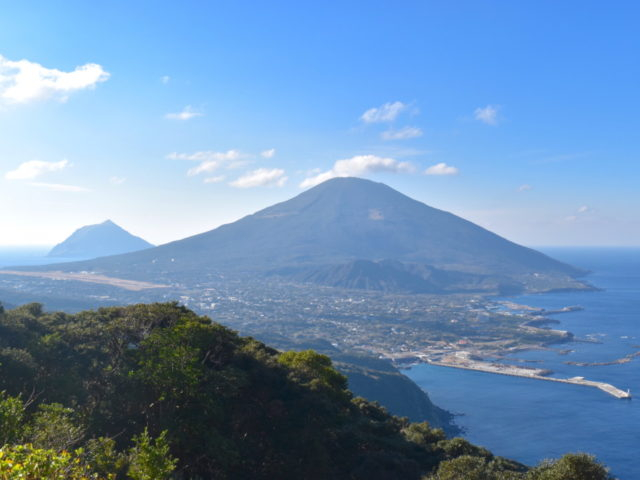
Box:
160;75;170;84
381;126;423;140
0;54;109;104
164;105;203;120
361;101;407;124
300;154;413;188
5;159;87;192
29;182;89;192
564;205;592;222
204;175;225;184
5;159;69;180
518;184;533;192
474;105;499;125
168;150;245;163
110;176;126;185
230;168;287;188
366;146;433;159
168;150;250;177
261;148;276;158
424;162;459;176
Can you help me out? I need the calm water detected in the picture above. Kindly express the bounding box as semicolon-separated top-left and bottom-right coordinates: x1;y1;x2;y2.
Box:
406;247;640;479
0;247;78;268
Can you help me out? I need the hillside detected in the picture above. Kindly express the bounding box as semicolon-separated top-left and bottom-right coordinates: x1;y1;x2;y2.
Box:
48;219;153;259
250;333;457;433
28;178;588;294
0;302;610;479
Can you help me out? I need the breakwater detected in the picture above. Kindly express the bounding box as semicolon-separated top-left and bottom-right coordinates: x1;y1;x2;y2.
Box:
427;359;631;399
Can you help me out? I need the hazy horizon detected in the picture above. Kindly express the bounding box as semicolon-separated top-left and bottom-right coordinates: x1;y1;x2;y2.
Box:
2;188;639;249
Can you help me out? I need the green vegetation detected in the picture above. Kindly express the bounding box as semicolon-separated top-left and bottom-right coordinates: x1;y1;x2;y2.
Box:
0;302;611;479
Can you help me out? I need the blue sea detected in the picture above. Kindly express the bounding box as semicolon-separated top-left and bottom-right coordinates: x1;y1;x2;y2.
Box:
0;247;77;268
406;247;640;479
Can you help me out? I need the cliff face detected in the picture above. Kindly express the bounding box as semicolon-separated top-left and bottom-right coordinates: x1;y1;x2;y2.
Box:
332;352;459;434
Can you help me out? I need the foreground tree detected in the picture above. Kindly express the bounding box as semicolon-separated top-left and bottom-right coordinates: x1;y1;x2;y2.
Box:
526;453;612;480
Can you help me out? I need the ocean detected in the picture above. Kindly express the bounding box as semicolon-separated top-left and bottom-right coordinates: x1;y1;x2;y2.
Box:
405;247;640;479
0;247;79;268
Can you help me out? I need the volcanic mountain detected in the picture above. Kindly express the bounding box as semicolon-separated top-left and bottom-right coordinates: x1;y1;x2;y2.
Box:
34;178;587;293
48;220;153;259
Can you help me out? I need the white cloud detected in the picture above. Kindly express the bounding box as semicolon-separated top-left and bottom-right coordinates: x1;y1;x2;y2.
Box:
381;126;423;140
564;206;591;222
425;162;459;176
5;159;69;180
0;54;109;104
474;105;499;125
5;158;86;192
168;150;250;177
109;176;126;185
300;154;413;188
164;105;203;120
204;175;225;184
261;148;276;158
29;182;89;192
361;101;407;123
518;184;533;192
230;168;287;188
161;75;170;84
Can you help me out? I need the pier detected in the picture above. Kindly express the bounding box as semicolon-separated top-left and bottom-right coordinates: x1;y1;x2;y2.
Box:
427;359;632;399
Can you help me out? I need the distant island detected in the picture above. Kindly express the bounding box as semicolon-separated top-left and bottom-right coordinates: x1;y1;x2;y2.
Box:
48;219;153;259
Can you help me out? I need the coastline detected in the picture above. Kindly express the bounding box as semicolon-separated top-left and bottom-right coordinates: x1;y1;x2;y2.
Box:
402;249;640;480
381;299;633;400
389;349;632;399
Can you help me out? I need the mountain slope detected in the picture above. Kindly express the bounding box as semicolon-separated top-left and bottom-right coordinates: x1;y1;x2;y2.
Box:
48;220;153;259
247;333;459;434
31;178;585;292
268;260;443;293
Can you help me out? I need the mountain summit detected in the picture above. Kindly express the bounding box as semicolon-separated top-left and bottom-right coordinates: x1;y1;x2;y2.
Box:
48;220;153;259
39;178;586;293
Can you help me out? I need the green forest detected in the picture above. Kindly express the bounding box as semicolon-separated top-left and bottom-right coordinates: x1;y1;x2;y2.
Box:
0;302;611;479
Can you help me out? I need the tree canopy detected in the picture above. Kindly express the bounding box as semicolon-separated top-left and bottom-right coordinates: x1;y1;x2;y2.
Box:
0;302;611;479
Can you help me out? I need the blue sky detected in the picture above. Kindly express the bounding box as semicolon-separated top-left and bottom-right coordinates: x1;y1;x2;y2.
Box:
0;1;638;246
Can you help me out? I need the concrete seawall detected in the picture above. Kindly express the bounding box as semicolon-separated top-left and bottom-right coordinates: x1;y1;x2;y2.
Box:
428;360;632;399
